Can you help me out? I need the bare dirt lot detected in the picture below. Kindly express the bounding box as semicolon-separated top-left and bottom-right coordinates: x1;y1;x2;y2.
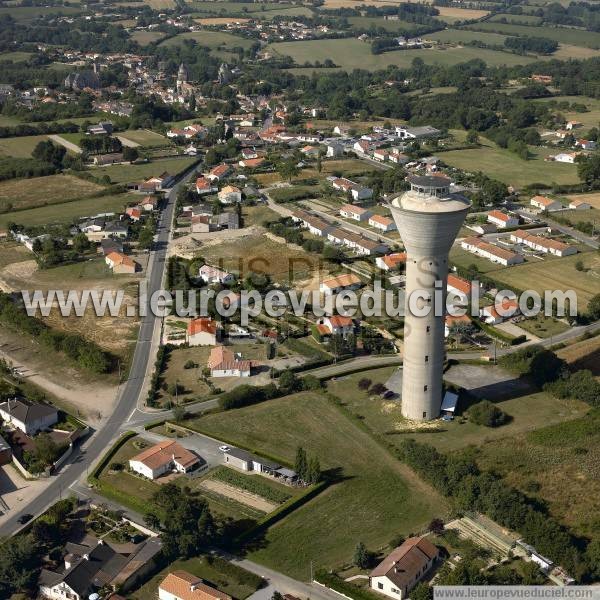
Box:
200;479;277;513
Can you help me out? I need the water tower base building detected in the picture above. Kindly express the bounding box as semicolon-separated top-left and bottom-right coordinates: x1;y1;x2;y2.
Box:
389;176;470;421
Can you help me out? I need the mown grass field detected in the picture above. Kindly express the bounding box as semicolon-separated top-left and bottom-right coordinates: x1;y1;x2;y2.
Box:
93;156;197;183
0;134;50;158
0;174;104;212
159;30;255;49
440;140;579;188
492;251;600;311
0;51;33;63
267;38;538;71
188;0;292;13
473;410;600;540
130;30;166;45
435;6;490;22
449;245;506;274
462;22;600;49
0;192;137;230
347;16;422;32
0;5;83;21
118;129;170;147
429;29;508;45
188;391;448;578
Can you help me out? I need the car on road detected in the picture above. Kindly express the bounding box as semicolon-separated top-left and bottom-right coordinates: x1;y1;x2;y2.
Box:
17;514;33;524
218;445;230;452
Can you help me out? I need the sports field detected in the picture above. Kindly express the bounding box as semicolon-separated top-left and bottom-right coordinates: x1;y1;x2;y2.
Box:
267;39;537;71
440;141;579;188
0;174;104;212
462;22;600;49
189;391;447;577
0;193;137;230
159;30;255;49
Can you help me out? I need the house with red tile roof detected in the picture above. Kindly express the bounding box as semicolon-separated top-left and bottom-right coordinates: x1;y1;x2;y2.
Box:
129;440;200;480
159;571;233;600
186;318;219;346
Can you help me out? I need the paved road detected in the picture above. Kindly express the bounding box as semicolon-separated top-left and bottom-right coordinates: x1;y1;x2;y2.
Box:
48;134;83;155
514;208;599;249
0;165;198;538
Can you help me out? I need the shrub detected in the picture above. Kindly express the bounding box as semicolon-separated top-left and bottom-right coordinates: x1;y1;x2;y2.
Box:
467;400;509;428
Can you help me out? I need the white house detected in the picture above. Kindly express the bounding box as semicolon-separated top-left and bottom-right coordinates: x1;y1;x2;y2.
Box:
530;195;563;212
340;204;371;221
510;229;577;257
354;237;389;256
569;198;592;210
186;317;219;346
368;214;396;232
0;398;58;436
447;273;473;305
370;537;439;600
326;142;344;158
462;237;524;266
317;315;355;338
480;299;520;325
129;440;200;480
376;252;406;271
395;125;441;140
320;273;362;295
159;571;232;600
553;152;579;164
218;185;242;204
207;346;252;378
487;210;519;229
195;177;216;195
198;264;236;284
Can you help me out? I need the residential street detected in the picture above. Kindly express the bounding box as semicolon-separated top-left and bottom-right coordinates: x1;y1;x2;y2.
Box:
0;163;199;538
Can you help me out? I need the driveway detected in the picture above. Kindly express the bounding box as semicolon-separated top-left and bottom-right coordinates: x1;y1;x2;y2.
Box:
136;428;226;469
48;134;82;154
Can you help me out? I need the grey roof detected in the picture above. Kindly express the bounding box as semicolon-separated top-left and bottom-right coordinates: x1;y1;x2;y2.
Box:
0;398;57;425
0;434;10;453
275;467;297;478
225;447;254;462
408;174;451;188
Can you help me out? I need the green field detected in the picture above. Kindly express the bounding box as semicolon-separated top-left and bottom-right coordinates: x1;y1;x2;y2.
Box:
130;30;166;45
0;192;137;230
118;129;170;147
492;252;600;311
159;30;255;49
267;38;538;71
0;135;49;158
440;140;580;188
0;5;83;21
188;391;448;577
488;13;544;25
429;28;508;45
0;174;104;212
188;0;298;14
0;51;33;63
449;245;508;274
347;16;421;32
130;555;264;600
462;22;600;49
533;95;600;129
473;410;600;540
93;156;197;183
